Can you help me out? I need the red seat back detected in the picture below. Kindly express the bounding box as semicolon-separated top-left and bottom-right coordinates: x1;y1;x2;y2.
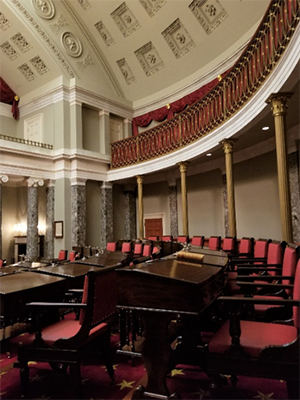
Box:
148;236;159;241
191;236;204;247
134;243;143;255
0;259;3;268
253;239;269;262
58;250;67;260
222;237;236;252
238;238;254;257
162;236;172;241
106;242;117;252
121;242;132;253
177;235;189;244
293;260;300;329
208;236;221;251
266;242;284;271
282;246;298;296
143;244;152;257
69;251;77;262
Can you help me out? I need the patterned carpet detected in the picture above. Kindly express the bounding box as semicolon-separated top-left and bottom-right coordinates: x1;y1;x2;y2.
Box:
0;332;291;400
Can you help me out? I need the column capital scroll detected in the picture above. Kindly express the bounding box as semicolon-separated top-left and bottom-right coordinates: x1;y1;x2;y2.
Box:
266;92;294;117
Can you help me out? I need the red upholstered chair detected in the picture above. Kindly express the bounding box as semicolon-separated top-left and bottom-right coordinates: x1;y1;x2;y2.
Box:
222;237;237;254
206;260;300;399
177;235;189;244
235;244;299;320
133;243;143;257
208;236;221;251
191;236;204;247
69;251;77;262
148;236;159;241
162;235;173;241
13;269;117;399
106;242;117;252
142;244;152;257
58;249;68;261
121;241;132;253
226;239;271;295
0;259;5;268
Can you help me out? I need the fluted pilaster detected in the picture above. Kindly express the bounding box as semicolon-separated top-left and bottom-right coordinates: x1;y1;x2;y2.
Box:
137;175;144;239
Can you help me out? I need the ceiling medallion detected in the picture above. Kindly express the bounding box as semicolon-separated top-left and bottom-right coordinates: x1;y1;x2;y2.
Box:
31;0;55;20
61;32;82;57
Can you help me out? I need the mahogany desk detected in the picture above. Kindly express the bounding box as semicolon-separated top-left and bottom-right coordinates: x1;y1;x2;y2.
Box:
117;256;226;399
77;251;129;267
0;271;66;330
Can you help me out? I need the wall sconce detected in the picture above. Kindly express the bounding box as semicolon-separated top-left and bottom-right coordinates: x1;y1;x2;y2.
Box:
13;223;27;236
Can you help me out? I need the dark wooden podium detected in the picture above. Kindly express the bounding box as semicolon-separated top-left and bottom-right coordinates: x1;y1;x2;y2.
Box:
116;255;226;399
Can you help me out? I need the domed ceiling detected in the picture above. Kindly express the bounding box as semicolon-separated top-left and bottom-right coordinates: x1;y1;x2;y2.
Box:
1;0;270;108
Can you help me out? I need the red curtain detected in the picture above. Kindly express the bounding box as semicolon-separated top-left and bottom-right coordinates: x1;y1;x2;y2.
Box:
132;71;229;135
0;77;19;120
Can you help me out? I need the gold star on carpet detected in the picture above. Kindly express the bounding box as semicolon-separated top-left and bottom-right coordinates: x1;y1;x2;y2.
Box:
254;391;274;399
170;368;185;377
1;371;7;377
191;387;211;399
116;379;135;390
28;361;38;366
30;375;43;382
0;392;7;397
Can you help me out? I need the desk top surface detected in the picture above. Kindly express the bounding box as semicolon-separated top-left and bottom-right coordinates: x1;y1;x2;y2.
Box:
0;271;65;295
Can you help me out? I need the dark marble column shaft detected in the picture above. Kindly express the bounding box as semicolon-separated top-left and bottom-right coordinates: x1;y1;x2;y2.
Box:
100;182;113;248
45;181;55;259
27;178;43;260
124;185;136;240
168;182;178;238
71;180;86;248
222;173;229;237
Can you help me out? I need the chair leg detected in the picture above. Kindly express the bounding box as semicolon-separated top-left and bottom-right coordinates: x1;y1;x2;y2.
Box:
69;362;83;399
286;380;300;399
19;361;29;398
101;330;115;382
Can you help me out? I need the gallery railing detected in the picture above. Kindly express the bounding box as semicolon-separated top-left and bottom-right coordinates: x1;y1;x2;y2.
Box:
110;0;299;169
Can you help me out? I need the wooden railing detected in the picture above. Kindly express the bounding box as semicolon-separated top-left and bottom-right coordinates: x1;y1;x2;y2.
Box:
111;0;299;169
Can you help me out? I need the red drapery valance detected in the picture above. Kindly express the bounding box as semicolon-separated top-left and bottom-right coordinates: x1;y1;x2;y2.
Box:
132;71;228;135
0;77;19;120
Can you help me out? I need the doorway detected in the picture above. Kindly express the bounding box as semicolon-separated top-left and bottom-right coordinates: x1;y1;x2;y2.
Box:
144;218;163;240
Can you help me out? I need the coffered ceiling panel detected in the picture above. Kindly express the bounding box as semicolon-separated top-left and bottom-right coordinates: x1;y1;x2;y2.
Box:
1;0;270;105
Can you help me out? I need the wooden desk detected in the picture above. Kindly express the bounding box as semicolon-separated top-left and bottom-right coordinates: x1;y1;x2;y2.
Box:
0;271;66;330
117;257;226;399
77;251;129;267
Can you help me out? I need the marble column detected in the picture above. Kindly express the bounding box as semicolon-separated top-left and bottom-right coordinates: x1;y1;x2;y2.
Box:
288;152;300;243
137;175;144;239
26;178;44;260
100;182;113;249
220;139;237;238
45;180;55;259
124;185;136;240
266;92;293;243
99;110;110;156
168;179;178;238
71;178;86;249
178;162;189;237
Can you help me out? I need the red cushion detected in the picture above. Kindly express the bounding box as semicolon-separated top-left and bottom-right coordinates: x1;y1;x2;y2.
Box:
191;236;203;247
122;242;131;252
267;243;283;266
209;319;298;357
134;244;143;255
239;239;252;254
143;245;152;256
106;242;117;252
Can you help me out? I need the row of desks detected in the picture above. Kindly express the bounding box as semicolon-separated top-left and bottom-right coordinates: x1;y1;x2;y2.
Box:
0;252;129;335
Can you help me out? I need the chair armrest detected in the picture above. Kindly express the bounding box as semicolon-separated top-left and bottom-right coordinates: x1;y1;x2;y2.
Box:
236;281;294;290
217;295;300;307
26;301;87;309
236;275;294;281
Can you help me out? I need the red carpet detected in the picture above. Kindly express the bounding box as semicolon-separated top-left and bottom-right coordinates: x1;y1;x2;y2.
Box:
0;332;290;400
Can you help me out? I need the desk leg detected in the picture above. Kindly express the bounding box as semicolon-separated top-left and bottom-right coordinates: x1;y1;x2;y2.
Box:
132;312;181;399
